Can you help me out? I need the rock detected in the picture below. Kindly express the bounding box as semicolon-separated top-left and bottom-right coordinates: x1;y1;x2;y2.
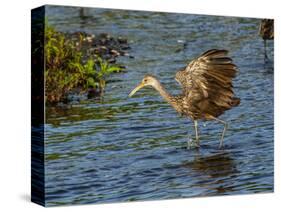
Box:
117;37;127;44
67;31;133;65
87;87;101;99
110;49;120;56
108;58;116;63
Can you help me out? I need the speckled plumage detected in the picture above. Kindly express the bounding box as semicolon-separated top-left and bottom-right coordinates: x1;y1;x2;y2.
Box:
259;19;274;40
172;49;240;120
129;49;240;148
259;19;274;59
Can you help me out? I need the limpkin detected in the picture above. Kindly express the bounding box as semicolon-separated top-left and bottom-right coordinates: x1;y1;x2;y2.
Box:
259;19;274;59
129;49;240;149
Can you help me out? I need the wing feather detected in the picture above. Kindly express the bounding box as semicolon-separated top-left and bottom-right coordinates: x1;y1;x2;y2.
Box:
175;49;239;118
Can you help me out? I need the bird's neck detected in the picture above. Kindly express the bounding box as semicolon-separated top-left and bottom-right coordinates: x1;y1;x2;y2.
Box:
154;82;177;108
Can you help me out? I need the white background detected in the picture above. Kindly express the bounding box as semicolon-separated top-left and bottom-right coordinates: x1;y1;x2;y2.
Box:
0;0;279;211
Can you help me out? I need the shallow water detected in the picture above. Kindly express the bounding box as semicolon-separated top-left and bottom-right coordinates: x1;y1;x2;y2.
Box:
44;6;273;206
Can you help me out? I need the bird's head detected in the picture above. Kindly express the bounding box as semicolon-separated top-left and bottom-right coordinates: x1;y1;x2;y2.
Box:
129;74;159;97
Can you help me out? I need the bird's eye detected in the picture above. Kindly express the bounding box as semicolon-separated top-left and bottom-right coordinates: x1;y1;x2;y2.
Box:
144;79;147;83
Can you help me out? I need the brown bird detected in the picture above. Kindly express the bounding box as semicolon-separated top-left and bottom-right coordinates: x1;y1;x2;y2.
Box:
259;19;274;59
129;49;240;149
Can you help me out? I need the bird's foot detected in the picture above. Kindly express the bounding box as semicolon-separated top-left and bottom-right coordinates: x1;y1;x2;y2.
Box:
218;139;224;149
187;139;200;149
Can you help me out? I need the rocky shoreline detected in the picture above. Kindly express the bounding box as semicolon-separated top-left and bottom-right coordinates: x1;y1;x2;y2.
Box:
67;32;134;65
44;25;133;105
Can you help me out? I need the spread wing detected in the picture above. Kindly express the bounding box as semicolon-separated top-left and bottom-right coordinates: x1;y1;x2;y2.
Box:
175;49;238;110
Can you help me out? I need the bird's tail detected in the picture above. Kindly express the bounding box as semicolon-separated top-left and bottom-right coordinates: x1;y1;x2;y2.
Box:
231;97;240;107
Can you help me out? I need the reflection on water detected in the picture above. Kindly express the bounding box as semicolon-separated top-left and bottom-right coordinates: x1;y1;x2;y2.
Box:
183;152;238;195
43;6;274;206
185;152;237;178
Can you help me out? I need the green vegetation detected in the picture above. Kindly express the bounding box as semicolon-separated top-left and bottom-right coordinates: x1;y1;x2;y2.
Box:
45;25;123;103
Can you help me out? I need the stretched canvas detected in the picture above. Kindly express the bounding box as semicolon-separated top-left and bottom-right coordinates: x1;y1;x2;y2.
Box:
31;5;274;207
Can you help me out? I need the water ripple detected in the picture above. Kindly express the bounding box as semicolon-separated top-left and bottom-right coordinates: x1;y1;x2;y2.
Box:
44;6;274;206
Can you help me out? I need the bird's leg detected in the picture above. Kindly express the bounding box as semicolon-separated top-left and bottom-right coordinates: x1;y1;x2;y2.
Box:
212;117;228;149
187;120;200;149
264;39;268;61
194;120;199;146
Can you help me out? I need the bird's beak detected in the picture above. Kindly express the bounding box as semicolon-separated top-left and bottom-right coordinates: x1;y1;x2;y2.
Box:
129;82;145;97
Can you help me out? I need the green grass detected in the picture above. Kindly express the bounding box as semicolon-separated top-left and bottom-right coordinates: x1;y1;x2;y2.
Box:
45;24;123;103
